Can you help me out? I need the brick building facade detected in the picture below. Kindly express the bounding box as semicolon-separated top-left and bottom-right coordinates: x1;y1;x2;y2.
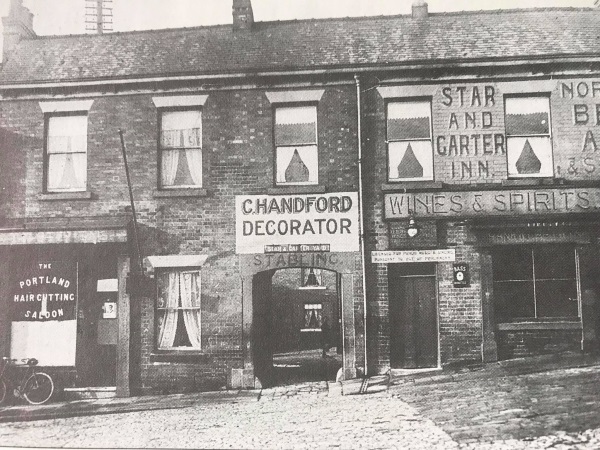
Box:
0;0;599;396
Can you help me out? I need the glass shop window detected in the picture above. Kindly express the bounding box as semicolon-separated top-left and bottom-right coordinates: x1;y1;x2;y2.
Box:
492;245;579;322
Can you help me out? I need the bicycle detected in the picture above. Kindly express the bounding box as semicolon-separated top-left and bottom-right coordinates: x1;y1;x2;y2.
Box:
0;357;55;405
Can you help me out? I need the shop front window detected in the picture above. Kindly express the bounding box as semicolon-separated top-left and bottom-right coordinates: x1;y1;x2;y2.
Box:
156;270;202;350
492;245;579;322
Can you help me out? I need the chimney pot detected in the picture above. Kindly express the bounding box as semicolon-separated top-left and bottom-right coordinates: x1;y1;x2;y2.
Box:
412;0;428;19
233;0;254;31
2;0;36;64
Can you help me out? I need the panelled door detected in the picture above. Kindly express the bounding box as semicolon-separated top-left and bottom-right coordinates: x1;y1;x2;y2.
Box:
389;264;438;369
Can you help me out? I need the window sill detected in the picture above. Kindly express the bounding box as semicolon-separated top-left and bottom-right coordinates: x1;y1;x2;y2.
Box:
382;181;443;192
39;191;94;201
153;188;208;198
150;352;211;364
501;178;559;187
497;321;581;331
267;185;326;195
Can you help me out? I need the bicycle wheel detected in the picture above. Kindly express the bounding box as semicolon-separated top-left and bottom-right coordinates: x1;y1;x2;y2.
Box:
23;372;54;405
0;379;7;406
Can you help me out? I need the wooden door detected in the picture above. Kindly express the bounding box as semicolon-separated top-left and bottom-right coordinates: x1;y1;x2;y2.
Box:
390;265;438;369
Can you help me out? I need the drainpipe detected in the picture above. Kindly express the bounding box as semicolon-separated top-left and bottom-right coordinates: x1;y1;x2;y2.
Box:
355;74;368;377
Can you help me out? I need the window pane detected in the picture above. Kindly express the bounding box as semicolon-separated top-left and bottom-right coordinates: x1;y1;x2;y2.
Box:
507;136;553;178
388;140;433;181
276;145;318;185
387;102;431;140
161;148;202;187
492;247;532;281
494;281;535;321
47;153;87;191
534;246;576;279
505;97;550;136
275;106;317;146
536;280;578;318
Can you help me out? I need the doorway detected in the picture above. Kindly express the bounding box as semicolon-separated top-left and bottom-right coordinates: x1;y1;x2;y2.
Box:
252;267;342;387
389;263;438;369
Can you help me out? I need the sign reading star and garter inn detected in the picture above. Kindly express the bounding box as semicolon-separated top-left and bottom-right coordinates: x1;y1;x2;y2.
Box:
236;193;360;254
11;262;77;321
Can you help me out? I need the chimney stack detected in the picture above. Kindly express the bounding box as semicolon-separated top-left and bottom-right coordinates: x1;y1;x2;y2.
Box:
232;0;254;31
412;0;429;19
2;0;35;64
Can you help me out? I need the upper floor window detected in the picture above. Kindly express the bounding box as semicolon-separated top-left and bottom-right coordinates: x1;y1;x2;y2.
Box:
156;270;202;350
275;105;318;185
160;110;202;188
505;96;553;178
46;114;88;192
387;101;433;182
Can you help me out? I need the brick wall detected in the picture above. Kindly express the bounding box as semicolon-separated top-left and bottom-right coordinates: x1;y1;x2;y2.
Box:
0;81;362;390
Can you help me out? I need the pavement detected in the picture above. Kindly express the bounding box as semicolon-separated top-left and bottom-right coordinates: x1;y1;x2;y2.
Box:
0;351;599;448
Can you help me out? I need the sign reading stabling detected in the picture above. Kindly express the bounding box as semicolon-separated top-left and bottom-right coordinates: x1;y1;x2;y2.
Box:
236;192;359;254
11;262;78;321
453;263;470;288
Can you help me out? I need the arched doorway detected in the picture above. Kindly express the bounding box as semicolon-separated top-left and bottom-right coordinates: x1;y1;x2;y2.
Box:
252;268;342;387
232;252;360;389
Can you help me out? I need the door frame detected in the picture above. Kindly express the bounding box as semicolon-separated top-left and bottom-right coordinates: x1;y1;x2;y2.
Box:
389;263;441;369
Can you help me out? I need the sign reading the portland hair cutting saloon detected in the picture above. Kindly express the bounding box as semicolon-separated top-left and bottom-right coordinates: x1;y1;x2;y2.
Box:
11;262;77;321
385;188;600;219
236;193;360;254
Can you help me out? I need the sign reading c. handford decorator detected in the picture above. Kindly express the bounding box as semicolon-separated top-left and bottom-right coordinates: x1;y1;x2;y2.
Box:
11;261;77;321
236;193;360;254
385;188;600;219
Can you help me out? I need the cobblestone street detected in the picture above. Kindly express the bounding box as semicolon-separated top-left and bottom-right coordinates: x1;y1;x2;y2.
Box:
1;360;600;449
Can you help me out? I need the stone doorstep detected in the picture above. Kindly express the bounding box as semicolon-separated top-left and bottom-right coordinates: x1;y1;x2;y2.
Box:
63;386;117;400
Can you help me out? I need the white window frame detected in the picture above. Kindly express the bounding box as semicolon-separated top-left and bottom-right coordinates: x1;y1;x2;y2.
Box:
45;113;88;193
158;109;203;189
155;269;202;351
274;105;319;186
387;100;434;182
505;96;554;179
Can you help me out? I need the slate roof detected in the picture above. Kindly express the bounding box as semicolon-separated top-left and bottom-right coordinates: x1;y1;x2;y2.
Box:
1;8;600;85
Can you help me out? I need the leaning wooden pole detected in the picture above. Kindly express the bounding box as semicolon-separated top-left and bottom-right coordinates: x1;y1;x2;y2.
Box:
118;129;144;274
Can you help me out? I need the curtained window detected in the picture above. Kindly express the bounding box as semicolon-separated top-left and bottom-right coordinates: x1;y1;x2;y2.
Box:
505;96;553;178
387;101;433;182
302;303;323;331
275;105;318;185
156;270;202;350
160;110;203;188
46;115;88;192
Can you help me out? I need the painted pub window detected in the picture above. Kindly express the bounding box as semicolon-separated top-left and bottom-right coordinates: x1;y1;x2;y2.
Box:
156;270;202;350
46;114;88;192
275;105;318;185
505;96;553;178
160;110;203;188
387;101;433;182
302;303;323;331
492;245;579;322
